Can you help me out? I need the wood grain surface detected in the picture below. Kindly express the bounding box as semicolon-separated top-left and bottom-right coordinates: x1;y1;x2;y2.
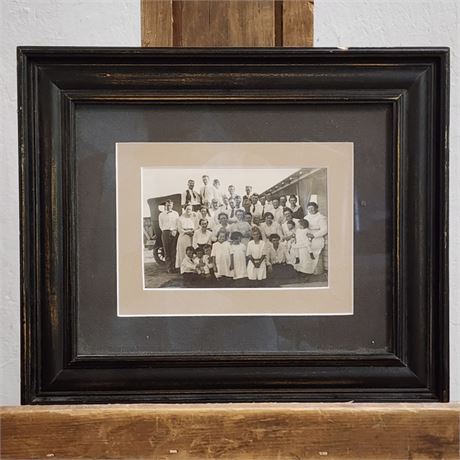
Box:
283;0;314;46
141;0;173;46
2;404;459;459
140;0;314;47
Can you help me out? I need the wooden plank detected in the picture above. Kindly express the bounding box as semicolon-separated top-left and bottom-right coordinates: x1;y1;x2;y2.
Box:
141;0;314;48
283;0;314;46
141;0;172;47
2;404;459;459
173;0;275;47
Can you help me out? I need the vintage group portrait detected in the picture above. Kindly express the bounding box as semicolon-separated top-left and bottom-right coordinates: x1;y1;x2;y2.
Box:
117;142;353;316
142;167;328;290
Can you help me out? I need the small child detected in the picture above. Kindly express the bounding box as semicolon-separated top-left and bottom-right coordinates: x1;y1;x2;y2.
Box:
194;246;210;274
293;219;315;275
203;244;216;281
180;246;198;287
229;231;248;282
211;229;233;282
283;219;297;265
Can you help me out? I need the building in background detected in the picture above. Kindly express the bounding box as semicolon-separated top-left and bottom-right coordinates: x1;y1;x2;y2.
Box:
263;168;328;272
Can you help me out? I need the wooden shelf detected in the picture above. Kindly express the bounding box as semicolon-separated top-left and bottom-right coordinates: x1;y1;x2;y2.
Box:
2;403;459;459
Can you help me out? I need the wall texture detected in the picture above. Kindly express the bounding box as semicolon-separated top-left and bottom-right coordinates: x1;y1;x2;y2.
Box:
315;0;459;401
0;0;140;405
0;0;458;404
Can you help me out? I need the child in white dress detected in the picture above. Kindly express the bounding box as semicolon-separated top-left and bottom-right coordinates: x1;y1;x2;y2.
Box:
211;229;233;280
180;246;198;287
193;246;211;286
203;244;215;280
293;219;315;275
246;226;267;281
229;231;248;282
282;219;297;265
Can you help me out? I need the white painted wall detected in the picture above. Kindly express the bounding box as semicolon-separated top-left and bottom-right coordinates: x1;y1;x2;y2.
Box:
0;0;458;404
0;0;140;405
315;0;460;400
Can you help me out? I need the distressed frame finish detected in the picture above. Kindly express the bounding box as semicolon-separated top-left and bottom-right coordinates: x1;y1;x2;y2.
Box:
18;47;449;404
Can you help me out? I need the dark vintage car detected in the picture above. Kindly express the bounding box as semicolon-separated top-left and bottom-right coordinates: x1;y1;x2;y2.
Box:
145;193;182;265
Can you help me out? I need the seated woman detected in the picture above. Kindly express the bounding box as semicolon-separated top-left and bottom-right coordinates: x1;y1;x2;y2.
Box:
304;201;328;275
229;209;252;246
259;211;283;241
211;213;231;242
193;218;213;249
286;194;304;219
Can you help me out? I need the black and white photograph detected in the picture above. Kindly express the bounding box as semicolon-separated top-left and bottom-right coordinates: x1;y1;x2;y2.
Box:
142;167;328;289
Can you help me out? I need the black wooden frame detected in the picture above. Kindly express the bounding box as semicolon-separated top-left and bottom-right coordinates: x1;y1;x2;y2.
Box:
18;47;449;404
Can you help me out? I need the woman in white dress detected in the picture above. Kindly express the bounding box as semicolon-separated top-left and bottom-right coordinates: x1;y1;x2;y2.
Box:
211;229;233;279
304;202;328;274
246;226;267;281
194;206;212;230
192;218;213;249
259;212;283;241
175;204;196;269
229;209;252;246
229;231;248;281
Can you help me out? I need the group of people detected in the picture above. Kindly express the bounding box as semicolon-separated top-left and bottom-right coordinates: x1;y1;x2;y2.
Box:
157;175;327;286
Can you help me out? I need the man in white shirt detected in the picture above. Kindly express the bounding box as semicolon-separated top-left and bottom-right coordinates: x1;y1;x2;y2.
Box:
270;197;284;224
227;184;237;200
200;175;216;205
181;179;201;211
259;194;271;219
248;194;263;220
242;185;253;212
212;178;225;205
227;198;238;222
158;199;179;273
219;195;231;216
208;198;221;227
234;194;244;212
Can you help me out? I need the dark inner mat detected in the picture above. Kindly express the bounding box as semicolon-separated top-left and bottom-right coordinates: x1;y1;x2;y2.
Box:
76;103;393;355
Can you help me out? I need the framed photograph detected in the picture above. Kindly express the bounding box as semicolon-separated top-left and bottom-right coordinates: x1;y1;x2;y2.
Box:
19;47;449;403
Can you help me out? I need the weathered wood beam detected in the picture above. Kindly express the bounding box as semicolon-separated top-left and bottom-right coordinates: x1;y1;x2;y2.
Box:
2;404;459;459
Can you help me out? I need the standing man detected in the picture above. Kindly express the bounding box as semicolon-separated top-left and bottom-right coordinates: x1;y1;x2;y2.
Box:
270;197;284;224
242;185;253;212
181;179;201;211
227;198;238;222
159;199;179;273
200;175;216;205
249;194;264;220
227;184;237;200
212;178;225;205
279;195;288;210
259;194;269;219
219;195;231;215
234;195;244;213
